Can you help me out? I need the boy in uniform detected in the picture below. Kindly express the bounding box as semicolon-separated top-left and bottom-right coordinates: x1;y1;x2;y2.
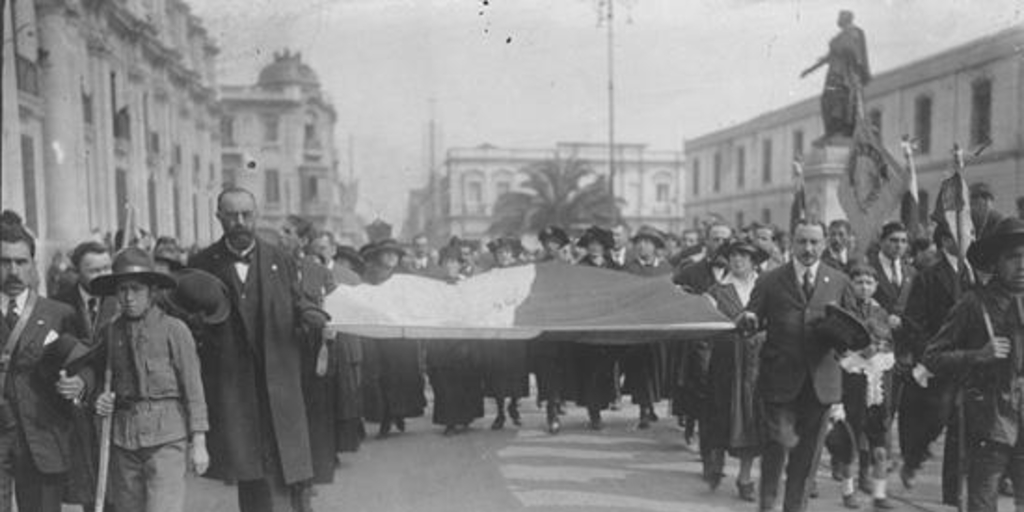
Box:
92;248;209;512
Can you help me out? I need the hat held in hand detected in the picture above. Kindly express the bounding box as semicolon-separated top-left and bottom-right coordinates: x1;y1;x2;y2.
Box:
816;303;871;352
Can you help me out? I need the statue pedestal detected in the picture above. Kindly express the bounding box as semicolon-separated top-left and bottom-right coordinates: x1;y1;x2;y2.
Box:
802;138;851;224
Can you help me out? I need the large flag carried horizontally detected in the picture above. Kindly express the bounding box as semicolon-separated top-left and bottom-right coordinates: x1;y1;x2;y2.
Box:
323;263;735;344
837;119;911;256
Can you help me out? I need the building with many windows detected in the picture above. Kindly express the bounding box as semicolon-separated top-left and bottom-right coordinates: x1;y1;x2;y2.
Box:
2;0;221;281
683;27;1023;231
441;142;685;240
219;51;361;242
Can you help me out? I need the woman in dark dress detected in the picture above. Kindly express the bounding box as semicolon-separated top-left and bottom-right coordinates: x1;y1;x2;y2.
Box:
480;236;531;430
360;239;427;438
426;246;485;435
701;241;767;501
531;226;577;434
572;226;621;430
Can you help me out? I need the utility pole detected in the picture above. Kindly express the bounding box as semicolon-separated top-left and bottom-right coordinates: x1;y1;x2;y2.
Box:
605;0;616;199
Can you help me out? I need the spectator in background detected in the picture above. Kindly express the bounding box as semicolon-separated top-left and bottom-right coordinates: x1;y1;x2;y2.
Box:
46;250;77;299
822;219;855;272
969;182;1005;241
153;237;186;273
610;223;632;267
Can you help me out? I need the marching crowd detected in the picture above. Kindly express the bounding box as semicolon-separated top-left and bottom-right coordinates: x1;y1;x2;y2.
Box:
1;181;1023;512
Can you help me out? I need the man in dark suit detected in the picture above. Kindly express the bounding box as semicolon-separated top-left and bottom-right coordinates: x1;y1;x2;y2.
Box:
0;214;87;512
821;219;855;273
866;222;914;317
739;220;855;512
50;240;118;508
898;223;971;501
52;240;117;340
671;222;731;441
970;182;1005;242
190;188;328;512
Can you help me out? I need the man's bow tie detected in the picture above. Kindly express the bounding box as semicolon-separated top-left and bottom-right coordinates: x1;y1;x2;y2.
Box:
228;250;253;264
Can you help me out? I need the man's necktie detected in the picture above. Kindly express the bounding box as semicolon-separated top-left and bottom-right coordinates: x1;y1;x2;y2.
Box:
802;269;815;301
88;297;99;325
5;298;18;331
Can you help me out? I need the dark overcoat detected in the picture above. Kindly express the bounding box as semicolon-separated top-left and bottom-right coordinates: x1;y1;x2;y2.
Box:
189;238;313;484
746;261;855;404
1;297;80;473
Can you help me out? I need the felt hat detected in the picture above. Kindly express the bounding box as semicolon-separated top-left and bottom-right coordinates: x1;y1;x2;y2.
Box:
720;240;769;265
576;226;615;251
969;182;994;200
89;247;177;296
36;333;94;380
334;245;366;275
631;226;666;249
538;226;570;248
359;239;406;262
160;268;231;326
816;303;872;352
437;245;463;264
487;235;524;256
967;217;1024;269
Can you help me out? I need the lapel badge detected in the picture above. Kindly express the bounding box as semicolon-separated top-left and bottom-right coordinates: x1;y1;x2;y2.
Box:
36;319;45;325
824;276;830;284
271;263;278;272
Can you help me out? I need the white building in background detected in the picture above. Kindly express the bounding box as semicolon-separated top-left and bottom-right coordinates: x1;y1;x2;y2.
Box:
219;51;362;243
2;0;221;272
683;27;1024;231
444;142;686;239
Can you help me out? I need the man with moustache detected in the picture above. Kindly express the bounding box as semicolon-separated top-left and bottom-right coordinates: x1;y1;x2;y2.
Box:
189;188;328;512
738;220;855;512
0;213;87;512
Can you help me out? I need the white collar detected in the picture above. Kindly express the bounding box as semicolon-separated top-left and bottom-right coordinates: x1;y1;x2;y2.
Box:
0;289;29;314
793;259;820;282
78;284;96;306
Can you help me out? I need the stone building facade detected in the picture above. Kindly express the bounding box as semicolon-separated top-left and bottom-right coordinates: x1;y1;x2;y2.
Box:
219;51;361;243
443;142;685;240
2;0;221;272
683;27;1024;231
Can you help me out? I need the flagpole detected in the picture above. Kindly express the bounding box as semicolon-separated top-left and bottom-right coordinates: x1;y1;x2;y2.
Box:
900;136;920;238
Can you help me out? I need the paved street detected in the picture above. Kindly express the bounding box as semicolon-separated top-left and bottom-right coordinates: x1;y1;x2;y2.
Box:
168;400;1012;512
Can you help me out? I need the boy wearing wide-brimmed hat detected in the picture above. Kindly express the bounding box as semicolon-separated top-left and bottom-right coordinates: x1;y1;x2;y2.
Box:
92;248;209;512
922;217;1024;511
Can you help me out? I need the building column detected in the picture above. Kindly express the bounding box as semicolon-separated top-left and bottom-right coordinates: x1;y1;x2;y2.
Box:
37;7;88;248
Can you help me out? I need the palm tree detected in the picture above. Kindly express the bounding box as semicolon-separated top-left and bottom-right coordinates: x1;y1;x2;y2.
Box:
488;158;621;235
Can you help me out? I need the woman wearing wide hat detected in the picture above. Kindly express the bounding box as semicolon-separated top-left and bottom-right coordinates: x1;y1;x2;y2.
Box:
481;234;531;430
701;240;769;499
357;239;425;438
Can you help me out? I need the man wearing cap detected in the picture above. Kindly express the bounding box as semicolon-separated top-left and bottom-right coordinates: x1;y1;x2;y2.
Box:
0;215;87;512
971;182;1005;242
623;226;673;429
921;217;1024;511
92;248;208;512
190;187;327;512
737;220;856;512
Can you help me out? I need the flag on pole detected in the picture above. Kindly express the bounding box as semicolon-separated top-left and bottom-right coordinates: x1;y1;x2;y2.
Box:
790;159;807;234
837;118;910;256
900;136;923;238
323;263;734;344
930;146;975;283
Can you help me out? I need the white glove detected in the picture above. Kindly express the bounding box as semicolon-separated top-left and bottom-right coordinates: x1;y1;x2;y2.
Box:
912;363;933;388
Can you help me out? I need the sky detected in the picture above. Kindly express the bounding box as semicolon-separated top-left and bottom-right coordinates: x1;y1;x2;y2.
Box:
188;0;1022;232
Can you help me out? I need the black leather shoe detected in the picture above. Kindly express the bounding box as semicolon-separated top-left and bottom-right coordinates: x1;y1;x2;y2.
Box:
443;425;457;436
394;417;406;432
376;421;392;439
491;415;506;430
547;417;561;434
737;480;756;502
508;401;521;426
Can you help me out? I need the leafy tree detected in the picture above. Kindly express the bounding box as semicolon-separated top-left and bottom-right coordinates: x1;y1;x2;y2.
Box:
488;158;621;235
